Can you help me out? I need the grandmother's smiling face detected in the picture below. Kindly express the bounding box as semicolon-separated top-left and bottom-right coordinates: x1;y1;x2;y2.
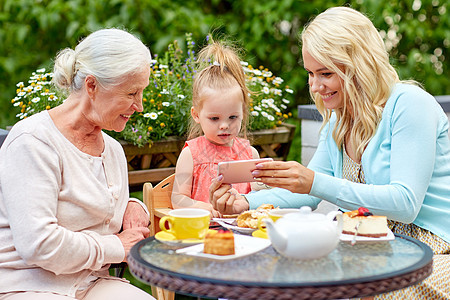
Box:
89;67;150;132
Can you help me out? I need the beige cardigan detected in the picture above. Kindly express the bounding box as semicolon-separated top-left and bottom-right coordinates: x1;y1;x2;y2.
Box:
0;111;130;296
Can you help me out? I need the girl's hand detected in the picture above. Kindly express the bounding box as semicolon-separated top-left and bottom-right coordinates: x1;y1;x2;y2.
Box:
122;201;149;230
251;160;315;194
209;176;249;214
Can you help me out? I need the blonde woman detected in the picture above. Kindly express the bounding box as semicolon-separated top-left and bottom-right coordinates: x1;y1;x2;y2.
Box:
210;7;449;298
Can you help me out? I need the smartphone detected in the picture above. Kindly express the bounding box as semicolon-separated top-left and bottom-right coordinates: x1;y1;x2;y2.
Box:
217;158;273;184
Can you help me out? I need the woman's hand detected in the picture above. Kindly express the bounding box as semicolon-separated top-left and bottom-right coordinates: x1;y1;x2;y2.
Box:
122;201;149;230
209;176;249;215
251;160;315;194
117;227;150;262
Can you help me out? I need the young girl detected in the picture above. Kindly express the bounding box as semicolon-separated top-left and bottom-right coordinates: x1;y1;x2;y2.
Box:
171;39;262;217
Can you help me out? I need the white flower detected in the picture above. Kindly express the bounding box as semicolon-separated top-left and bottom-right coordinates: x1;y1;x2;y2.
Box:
253;69;262;76
285;88;294;94
16;82;24;87
159;64;169;69
150;112;158;119
282;98;290;104
31;97;40;103
262;70;273;77
281;104;287;109
160;89;169;94
262;87;270;94
274;89;282;96
13;101;21;107
267;115;275;121
254;106;262;111
17;92;26;97
251;111;259;116
177;94;185;99
273;77;284;85
261;111;269;117
36;68;46;73
240;61;249;66
162;102;170;107
144;113;151;118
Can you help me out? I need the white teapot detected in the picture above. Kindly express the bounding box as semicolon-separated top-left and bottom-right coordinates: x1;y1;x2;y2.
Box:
265;206;343;260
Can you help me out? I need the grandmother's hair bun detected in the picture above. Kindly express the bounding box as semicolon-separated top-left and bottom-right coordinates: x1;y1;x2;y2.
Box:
52;48;77;90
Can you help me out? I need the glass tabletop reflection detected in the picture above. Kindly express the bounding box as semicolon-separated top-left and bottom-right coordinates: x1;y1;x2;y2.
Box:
135;233;432;287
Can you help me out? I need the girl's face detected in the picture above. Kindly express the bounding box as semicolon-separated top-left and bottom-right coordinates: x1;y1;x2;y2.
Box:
302;48;345;110
192;85;244;147
89;67;150;132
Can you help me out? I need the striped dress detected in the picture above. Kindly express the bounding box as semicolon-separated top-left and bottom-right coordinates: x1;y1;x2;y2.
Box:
342;147;450;299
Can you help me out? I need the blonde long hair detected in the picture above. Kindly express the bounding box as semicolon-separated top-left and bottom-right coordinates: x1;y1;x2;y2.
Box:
301;7;399;161
188;37;251;140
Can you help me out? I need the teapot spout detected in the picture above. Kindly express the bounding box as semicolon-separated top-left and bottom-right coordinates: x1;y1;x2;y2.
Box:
265;219;288;252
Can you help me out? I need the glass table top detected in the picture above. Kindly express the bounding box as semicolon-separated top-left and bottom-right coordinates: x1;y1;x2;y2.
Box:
135;234;432;287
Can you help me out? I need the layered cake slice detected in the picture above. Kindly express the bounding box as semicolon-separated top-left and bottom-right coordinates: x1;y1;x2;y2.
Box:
203;229;235;255
342;207;388;237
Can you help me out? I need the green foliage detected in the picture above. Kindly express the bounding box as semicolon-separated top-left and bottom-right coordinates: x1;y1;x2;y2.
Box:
1;0;449;129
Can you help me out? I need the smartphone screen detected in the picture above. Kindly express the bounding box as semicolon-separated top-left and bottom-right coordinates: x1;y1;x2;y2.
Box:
217;158;273;183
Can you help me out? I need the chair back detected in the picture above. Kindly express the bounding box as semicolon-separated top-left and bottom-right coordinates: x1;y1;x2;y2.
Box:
143;174;175;236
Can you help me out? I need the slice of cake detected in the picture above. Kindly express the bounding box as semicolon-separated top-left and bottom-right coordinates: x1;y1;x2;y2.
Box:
236;204;276;229
203;229;235;255
342;207;388;237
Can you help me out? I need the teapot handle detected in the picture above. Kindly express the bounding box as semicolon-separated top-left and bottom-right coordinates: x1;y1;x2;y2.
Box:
326;210;343;234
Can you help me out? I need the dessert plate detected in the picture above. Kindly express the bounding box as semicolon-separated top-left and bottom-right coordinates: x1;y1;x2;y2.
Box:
175;234;271;261
212;218;256;235
340;228;395;243
155;230;215;246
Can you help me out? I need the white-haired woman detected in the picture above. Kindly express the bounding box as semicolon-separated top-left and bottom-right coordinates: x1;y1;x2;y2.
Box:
210;7;449;298
0;28;154;299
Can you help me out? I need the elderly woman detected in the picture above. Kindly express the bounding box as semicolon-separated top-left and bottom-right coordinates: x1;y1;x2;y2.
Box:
0;29;154;299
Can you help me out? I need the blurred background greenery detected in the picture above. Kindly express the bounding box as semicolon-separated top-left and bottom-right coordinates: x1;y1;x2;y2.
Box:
1;0;448;131
0;1;448;298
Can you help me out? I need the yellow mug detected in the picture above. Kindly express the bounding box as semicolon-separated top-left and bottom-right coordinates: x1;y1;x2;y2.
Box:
159;208;210;240
257;208;302;233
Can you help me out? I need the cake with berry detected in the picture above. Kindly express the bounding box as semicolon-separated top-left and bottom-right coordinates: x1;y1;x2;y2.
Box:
342;207;388;237
203;229;235;255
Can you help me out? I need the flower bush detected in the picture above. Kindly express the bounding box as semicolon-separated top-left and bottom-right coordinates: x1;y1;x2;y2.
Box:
11;33;294;147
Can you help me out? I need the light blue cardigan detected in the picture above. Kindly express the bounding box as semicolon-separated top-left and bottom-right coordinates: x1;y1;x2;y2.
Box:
247;84;450;243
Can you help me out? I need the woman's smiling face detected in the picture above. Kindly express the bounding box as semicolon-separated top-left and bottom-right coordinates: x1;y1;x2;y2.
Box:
302;48;345;110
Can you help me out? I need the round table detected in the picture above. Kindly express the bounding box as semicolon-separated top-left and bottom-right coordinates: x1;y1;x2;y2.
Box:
129;233;433;300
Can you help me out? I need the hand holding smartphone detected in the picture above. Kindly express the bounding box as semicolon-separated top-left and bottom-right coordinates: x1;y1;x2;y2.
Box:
217;158;273;184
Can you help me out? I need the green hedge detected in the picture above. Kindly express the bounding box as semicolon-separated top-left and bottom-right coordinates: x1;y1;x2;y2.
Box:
1;0;448;128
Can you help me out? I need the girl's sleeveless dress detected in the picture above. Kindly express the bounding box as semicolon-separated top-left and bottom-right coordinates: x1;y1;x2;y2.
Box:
185;136;252;203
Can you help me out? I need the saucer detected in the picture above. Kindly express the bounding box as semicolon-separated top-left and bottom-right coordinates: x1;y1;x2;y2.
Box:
155;230;212;246
252;229;268;239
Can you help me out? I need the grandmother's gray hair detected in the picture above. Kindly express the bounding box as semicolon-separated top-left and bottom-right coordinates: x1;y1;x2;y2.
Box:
52;28;151;92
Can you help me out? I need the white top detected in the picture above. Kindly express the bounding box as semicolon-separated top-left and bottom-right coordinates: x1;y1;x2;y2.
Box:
0;111;129;296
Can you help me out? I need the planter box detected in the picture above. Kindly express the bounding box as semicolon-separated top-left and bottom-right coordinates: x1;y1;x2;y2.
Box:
123;123;297;189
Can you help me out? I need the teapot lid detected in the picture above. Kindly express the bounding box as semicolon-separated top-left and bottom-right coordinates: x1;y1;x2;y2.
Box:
284;206;327;222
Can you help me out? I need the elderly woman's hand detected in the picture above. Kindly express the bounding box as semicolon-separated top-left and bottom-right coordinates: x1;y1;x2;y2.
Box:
122;201;149;230
209;175;249;215
251;160;315;194
117;227;150;262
